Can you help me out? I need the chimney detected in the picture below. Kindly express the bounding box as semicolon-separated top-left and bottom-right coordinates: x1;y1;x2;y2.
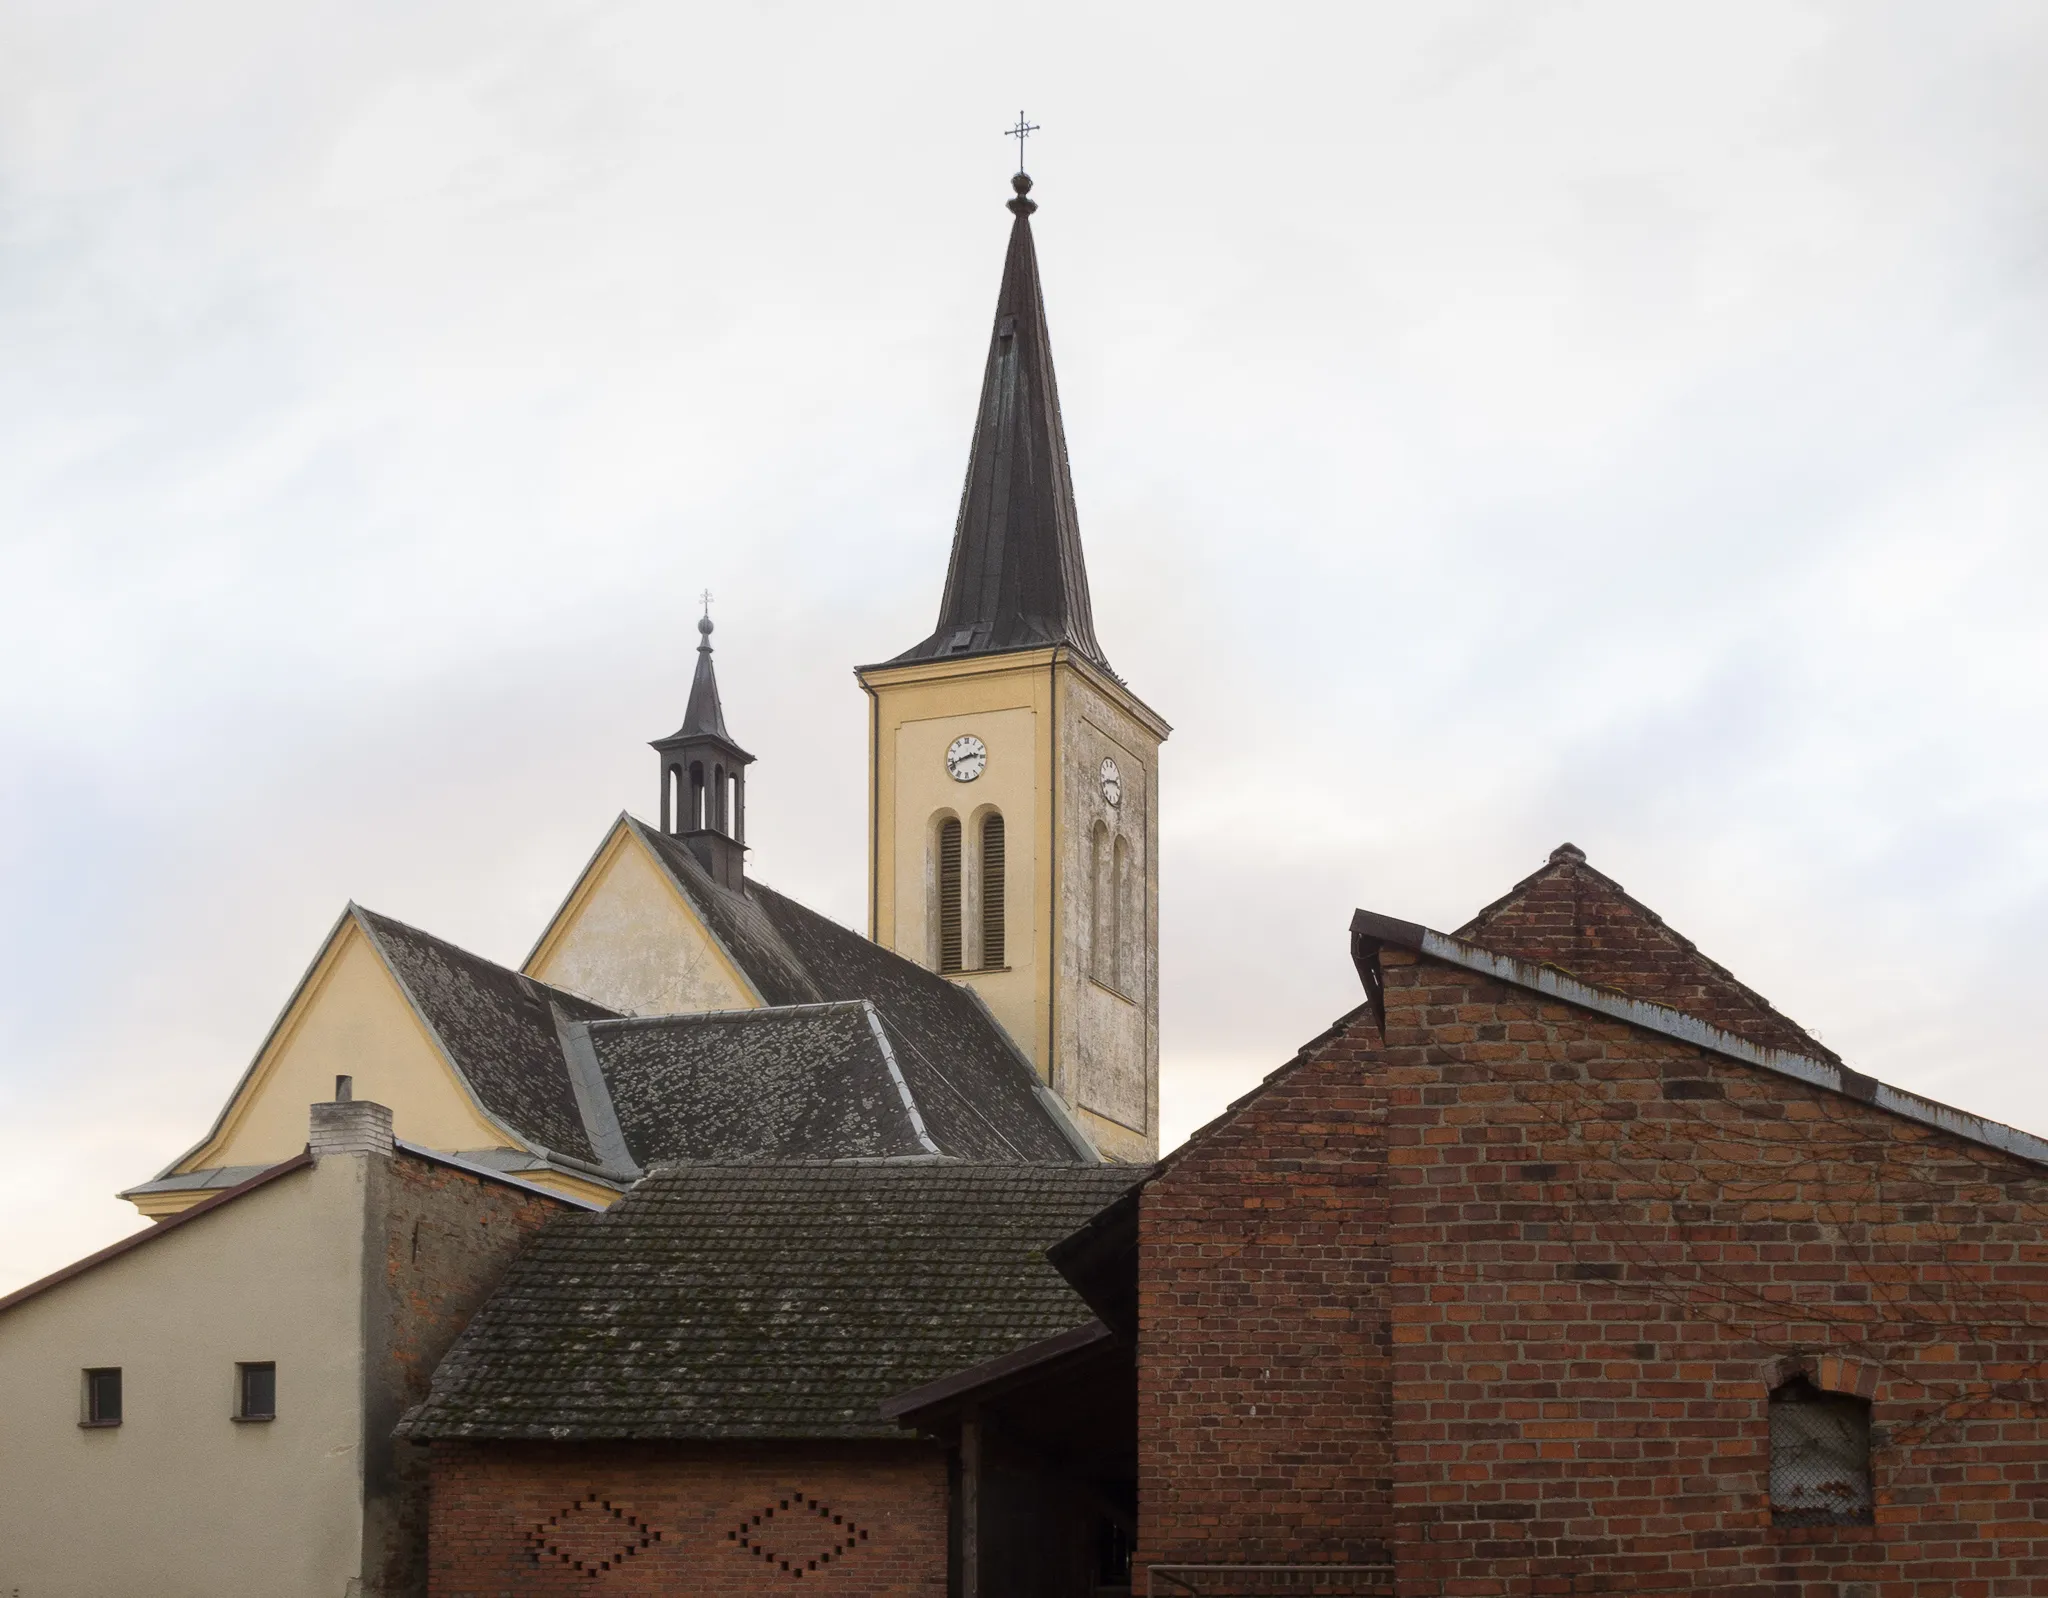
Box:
309;1095;394;1159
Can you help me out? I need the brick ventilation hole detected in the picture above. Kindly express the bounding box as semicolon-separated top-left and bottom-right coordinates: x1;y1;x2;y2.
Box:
728;1492;871;1578
526;1492;663;1578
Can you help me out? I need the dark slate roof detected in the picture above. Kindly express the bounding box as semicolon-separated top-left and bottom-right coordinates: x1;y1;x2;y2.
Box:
629;818;1090;1164
581;1003;938;1163
399;1161;1141;1441
354;907;620;1165
1455;844;1839;1064
887;173;1107;670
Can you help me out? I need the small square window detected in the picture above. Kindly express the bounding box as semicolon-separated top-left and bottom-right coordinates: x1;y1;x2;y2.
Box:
82;1367;122;1427
1770;1377;1873;1525
236;1362;276;1422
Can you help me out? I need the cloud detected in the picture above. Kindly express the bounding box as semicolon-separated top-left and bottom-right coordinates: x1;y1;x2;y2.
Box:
3;0;2045;1287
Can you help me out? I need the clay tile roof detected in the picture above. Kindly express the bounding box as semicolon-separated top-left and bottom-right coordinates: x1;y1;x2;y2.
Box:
354;907;620;1163
1456;843;1838;1063
583;1003;939;1163
397;1161;1140;1441
630;820;1091;1164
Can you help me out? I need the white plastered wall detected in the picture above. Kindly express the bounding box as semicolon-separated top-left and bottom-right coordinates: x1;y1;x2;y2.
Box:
0;1157;367;1598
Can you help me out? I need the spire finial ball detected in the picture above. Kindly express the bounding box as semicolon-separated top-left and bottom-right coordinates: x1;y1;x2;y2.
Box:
1007;171;1037;218
698;614;714;639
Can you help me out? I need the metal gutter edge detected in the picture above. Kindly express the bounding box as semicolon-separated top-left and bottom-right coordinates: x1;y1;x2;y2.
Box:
862;1001;943;1157
1349;907;2048;1173
392;1140;609;1210
551;1007;642;1178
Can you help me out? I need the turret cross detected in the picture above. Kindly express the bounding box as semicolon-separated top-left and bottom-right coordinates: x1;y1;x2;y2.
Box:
1005;111;1039;171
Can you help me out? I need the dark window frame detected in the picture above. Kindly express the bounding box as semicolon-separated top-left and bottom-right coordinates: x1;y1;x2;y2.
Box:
81;1366;122;1428
235;1360;277;1422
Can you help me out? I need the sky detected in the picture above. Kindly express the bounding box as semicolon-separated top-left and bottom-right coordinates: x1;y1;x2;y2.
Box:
3;0;2045;1292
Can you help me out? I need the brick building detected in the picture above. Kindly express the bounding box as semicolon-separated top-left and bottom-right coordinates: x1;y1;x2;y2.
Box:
1072;843;2048;1598
403;1162;1135;1598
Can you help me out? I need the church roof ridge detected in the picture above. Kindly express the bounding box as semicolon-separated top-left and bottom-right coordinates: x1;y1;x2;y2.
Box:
889;171;1108;670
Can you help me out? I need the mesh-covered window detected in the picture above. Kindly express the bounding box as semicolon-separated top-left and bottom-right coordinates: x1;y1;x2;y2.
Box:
980;813;1005;969
1770;1377;1873;1525
937;818;963;973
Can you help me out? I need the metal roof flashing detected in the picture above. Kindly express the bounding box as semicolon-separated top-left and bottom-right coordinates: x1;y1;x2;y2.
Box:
1349;907;2048;1174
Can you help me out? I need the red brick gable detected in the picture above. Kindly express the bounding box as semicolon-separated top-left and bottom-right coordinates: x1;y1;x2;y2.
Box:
1134;944;2048;1597
1456;842;1836;1062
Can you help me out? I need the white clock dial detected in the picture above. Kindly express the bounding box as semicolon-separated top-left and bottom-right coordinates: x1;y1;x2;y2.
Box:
1099;757;1123;808
946;734;987;782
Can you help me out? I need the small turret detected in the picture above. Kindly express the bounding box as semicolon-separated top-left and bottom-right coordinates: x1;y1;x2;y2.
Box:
651;610;754;892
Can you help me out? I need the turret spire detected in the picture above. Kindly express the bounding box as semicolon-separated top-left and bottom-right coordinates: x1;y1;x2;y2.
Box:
893;171;1108;668
651;603;753;891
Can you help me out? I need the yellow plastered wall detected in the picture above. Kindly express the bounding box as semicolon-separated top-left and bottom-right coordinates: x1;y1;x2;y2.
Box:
864;653;1055;1074
524;823;759;1015
180;918;507;1176
0;1157;367;1597
861;647;1168;1161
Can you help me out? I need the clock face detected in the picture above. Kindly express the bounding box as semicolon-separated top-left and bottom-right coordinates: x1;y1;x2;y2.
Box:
1099;757;1123;808
946;735;987;783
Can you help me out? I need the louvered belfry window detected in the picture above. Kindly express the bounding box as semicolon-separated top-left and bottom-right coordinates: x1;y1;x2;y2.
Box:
938;818;964;973
1769;1378;1874;1525
980;813;1006;969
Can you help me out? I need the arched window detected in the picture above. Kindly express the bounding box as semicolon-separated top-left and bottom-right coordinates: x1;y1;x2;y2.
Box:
1769;1376;1873;1525
711;764;727;833
1090;821;1112;984
689;762;707;831
937;817;964;974
1112;834;1132;992
664;765;681;834
980;812;1006;969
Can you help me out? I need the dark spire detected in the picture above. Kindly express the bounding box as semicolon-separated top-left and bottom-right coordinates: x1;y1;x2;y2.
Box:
651;610;753;891
677;614;738;745
892;172;1108;669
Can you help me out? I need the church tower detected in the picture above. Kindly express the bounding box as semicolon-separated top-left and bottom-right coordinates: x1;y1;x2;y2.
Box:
857;172;1169;1162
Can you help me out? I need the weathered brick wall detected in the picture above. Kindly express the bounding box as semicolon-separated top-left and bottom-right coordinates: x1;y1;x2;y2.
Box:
1136;1014;1394;1577
428;1442;948;1598
1137;947;2048;1597
368;1159;575;1597
1455;846;1830;1059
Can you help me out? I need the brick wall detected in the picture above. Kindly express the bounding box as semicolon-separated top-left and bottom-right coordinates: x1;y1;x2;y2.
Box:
1137;948;2048;1597
367;1158;575;1596
428;1442;948;1598
1136;1013;1395;1574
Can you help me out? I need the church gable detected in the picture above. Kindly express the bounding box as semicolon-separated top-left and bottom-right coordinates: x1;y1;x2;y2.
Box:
523;816;760;1016
162;912;508;1186
1455;842;1834;1060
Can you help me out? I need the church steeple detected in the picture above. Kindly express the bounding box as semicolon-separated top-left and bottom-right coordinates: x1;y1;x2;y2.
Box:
651;611;753;892
894;171;1107;669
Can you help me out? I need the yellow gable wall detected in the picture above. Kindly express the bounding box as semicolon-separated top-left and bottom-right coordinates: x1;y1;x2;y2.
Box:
525;824;758;1016
181;918;507;1175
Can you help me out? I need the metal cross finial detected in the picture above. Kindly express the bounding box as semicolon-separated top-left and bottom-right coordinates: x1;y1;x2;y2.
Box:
700;588;713;619
1005;111;1039;172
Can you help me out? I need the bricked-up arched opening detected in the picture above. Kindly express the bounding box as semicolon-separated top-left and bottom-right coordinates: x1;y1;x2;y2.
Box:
1768;1376;1874;1526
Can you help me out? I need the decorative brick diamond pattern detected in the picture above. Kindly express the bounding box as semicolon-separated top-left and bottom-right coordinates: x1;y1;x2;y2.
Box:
526;1493;662;1579
728;1491;870;1578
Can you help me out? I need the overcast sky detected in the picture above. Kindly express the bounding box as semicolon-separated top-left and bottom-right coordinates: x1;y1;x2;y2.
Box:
4;1;2045;1291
